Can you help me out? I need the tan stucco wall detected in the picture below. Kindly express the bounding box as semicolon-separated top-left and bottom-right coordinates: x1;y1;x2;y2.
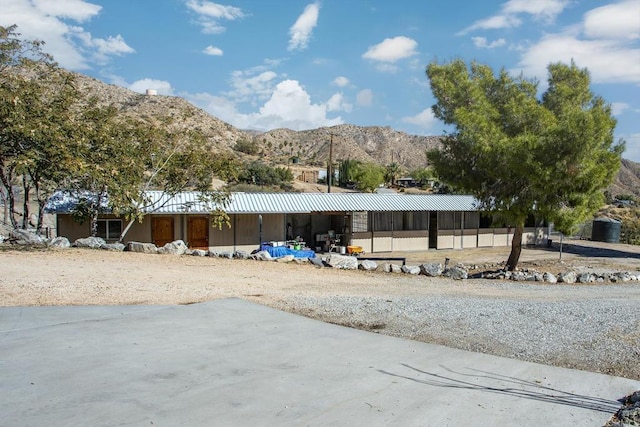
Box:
371;231;392;252
210;214;285;252
391;230;428;251
351;232;372;253
477;230;492;247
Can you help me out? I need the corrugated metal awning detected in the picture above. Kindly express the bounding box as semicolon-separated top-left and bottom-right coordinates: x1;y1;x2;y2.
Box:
145;191;479;214
46;191;480;214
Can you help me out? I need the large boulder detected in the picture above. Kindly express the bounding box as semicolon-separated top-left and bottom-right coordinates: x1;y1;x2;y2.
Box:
326;254;358;270
444;265;468;280
383;263;403;273
420;263;443;277
157;240;188;255
74;236;106;249
401;265;421;275
126;241;158;254
49;236;71;248
558;271;577;284
543;272;558;283
10;229;46;245
358;260;378;271
191;249;208;257
102;242;125;251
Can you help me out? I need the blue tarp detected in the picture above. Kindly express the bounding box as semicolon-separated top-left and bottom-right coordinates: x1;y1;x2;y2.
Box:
260;244;316;259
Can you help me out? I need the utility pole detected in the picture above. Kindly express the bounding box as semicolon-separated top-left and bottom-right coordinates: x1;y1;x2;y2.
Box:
327;134;334;193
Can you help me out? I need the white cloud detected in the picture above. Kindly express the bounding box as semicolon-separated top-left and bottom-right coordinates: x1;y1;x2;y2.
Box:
611;102;630;116
288;2;320;51
225;70;278;103
203;45;223;56
356;89;373;107
185;0;244;34
86;34;135;64
326;93;352;113
129;79;174;96
362;36;418;63
333;76;350;87
402;108;438;129
218;80;342;131
621;133;640;162
514;34;640;84
472;37;507;49
583;0;640;40
31;0;102;22
0;0;133;70
458;0;570;34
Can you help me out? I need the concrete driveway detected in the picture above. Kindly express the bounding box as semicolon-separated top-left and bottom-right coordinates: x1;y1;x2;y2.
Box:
1;299;637;426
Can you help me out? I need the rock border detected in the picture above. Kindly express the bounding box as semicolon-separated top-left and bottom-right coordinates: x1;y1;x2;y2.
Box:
4;231;640;285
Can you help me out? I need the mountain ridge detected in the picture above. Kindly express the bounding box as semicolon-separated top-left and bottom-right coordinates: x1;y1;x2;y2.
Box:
71;70;640;198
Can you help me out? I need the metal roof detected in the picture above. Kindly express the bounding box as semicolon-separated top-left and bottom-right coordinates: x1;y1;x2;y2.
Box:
145;191;479;214
46;191;480;214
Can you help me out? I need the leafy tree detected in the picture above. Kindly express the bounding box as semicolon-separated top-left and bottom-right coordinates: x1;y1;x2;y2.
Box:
385;162;402;186
426;59;623;270
353;162;385;192
338;159;359;187
0;25;81;230
233;138;259;155
409;167;434;187
237;161;293;190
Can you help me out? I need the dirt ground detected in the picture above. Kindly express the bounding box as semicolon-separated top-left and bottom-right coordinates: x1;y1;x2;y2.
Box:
1;238;639;307
2;238;640;380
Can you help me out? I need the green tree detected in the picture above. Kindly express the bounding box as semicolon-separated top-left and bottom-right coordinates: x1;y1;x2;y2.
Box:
409;167;434;187
338;159;359;187
385;162;402;186
0;25;81;230
353;162;385;192
426;59;623;270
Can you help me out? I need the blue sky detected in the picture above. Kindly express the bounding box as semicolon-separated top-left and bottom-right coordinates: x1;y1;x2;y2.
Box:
2;0;640;161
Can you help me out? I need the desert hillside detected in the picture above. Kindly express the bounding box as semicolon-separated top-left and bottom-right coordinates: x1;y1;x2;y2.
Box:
72;71;640;197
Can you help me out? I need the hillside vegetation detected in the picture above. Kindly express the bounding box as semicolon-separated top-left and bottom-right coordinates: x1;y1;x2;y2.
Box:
71;71;640;198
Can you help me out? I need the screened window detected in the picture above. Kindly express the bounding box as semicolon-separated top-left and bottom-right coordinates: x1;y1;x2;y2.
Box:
394;211;429;231
464;212;480;229
97;219;122;240
438;212;461;230
371;212;393;231
352;211;368;232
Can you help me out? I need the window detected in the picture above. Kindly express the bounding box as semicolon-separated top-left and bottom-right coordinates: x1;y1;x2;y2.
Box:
97;219;122;240
352;211;368;232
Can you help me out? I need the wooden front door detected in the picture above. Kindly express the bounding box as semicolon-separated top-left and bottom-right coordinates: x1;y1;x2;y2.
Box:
188;216;209;249
152;217;174;247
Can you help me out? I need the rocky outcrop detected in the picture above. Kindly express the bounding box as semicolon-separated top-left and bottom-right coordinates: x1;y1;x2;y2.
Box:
10;229;46;245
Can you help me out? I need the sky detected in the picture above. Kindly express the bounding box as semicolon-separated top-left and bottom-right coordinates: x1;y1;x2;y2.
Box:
2;0;640;161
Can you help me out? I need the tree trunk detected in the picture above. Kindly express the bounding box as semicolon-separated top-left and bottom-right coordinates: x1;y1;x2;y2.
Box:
0;169;18;228
506;221;524;271
22;175;30;229
118;218;136;243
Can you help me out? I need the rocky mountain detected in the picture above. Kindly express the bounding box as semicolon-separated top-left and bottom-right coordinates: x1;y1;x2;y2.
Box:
71;71;639;197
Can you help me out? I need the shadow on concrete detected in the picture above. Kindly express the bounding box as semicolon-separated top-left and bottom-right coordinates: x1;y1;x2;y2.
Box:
379;364;621;414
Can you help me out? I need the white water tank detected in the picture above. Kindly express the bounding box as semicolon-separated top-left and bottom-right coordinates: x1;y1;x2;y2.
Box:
145;89;157;96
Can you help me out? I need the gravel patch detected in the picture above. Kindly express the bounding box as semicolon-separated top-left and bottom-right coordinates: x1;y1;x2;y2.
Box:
275;293;640;380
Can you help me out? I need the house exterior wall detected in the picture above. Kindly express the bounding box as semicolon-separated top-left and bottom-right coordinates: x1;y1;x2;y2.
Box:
351;232;372;253
392;230;429;251
55;211;548;254
211;214;285;252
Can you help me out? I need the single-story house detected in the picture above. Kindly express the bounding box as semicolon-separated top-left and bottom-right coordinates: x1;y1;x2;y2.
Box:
46;191;548;253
